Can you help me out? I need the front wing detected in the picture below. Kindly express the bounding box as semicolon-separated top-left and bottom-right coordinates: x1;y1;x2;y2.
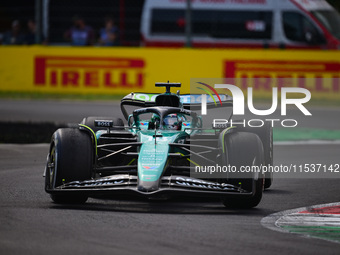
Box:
46;174;256;199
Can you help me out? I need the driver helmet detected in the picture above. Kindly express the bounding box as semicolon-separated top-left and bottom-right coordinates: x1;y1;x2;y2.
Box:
163;114;181;130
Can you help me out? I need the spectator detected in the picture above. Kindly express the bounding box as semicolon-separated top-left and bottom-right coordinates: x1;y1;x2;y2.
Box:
98;18;119;46
2;20;25;45
64;16;94;46
24;19;36;45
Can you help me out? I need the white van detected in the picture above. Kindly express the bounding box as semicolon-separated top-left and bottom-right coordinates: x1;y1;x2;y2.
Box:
141;0;340;49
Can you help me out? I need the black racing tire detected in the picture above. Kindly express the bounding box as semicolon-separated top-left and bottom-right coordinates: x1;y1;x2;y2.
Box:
221;131;264;209
81;116;124;133
235;122;273;189
45;128;93;204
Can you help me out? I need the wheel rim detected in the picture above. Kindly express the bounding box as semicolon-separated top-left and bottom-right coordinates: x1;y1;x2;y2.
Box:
47;144;57;189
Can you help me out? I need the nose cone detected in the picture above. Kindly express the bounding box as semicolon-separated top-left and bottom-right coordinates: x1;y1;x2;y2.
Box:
137;180;160;192
137;130;181;192
137;143;168;192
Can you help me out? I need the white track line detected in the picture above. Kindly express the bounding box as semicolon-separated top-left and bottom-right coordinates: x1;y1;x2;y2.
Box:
274;140;340;146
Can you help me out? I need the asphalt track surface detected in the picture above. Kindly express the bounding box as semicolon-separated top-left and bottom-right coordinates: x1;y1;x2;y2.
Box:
0;99;340;254
1;144;340;255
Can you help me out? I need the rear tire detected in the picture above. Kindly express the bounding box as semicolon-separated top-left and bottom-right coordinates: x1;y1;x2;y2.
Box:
45;128;93;204
221;132;264;209
81;116;124;133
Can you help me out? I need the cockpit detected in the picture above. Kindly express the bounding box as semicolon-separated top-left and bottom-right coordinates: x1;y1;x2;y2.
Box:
130;107;197;131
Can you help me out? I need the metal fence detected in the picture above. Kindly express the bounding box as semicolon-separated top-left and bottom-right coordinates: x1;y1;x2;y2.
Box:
0;0;144;46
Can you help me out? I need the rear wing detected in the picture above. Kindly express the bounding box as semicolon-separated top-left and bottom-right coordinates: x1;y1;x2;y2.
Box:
120;92;233;120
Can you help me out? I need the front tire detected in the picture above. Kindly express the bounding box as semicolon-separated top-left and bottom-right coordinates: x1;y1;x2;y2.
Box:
45;128;93;204
235;122;273;189
221;131;264;209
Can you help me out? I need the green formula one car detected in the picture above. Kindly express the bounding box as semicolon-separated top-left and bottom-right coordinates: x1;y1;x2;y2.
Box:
44;82;273;208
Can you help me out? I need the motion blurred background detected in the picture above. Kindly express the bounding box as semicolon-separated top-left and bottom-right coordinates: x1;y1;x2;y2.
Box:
0;0;340;142
0;0;339;46
1;3;340;254
0;0;144;46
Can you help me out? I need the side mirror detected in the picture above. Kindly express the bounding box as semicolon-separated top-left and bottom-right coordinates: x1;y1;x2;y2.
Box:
127;114;134;127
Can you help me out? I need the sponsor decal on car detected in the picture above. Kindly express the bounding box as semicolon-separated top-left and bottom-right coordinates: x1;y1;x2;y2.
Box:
143;166;157;170
172;176;244;192
62;175;131;188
